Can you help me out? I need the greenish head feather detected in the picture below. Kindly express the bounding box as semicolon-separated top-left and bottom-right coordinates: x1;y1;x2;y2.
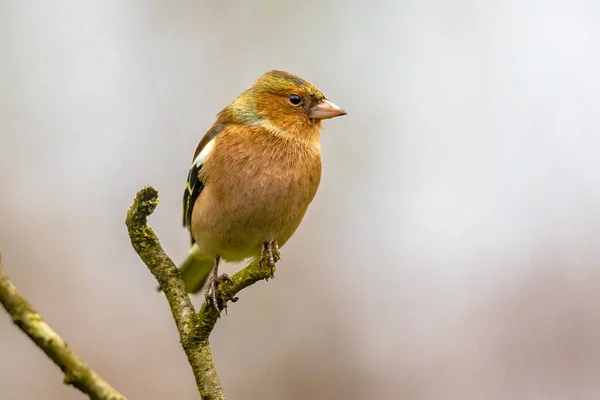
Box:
253;70;325;100
229;95;263;125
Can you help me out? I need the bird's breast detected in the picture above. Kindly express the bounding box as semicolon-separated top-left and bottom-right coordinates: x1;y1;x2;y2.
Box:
192;130;322;261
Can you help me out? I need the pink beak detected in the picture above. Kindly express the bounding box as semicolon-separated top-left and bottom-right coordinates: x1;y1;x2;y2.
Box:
309;99;347;120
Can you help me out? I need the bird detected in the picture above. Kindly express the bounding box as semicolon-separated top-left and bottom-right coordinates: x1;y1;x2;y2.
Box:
179;70;346;312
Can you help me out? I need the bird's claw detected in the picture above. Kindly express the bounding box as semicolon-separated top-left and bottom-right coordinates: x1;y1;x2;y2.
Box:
259;239;280;279
205;273;238;315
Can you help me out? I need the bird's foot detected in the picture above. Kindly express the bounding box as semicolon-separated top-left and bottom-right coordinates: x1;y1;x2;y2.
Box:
259;239;280;279
205;273;238;315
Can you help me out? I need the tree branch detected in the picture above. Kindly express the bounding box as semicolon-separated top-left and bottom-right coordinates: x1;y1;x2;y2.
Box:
125;185;224;398
0;253;127;400
125;186;274;400
0;185;275;399
125;186;197;341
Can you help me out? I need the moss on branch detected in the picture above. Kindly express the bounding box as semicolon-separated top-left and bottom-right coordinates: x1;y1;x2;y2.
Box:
0;185;275;400
0;253;127;400
125;186;275;399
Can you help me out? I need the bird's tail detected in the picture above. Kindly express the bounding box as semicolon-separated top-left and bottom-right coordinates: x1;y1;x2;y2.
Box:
158;244;214;294
180;244;215;293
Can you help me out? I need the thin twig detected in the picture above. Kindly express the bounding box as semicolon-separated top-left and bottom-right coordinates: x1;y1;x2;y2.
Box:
0;253;127;400
125;186;275;400
0;185;276;400
125;186;197;341
194;258;275;343
125;186;223;398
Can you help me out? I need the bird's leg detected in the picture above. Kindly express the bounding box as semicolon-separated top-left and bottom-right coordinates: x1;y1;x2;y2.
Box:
259;239;280;279
204;255;237;314
272;241;281;262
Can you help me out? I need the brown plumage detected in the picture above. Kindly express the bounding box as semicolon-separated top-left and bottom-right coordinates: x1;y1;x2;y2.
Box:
180;70;346;311
193;124;322;261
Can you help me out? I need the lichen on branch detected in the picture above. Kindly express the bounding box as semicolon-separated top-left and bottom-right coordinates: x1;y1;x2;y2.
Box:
0;253;127;400
0;185;276;400
125;186;274;400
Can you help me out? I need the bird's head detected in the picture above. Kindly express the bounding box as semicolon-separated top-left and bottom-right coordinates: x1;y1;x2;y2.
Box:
223;70;346;138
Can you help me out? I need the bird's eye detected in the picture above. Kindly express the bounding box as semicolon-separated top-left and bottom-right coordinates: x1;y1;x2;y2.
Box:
288;94;302;105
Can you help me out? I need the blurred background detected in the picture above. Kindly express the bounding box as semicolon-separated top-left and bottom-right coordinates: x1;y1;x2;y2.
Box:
1;1;600;399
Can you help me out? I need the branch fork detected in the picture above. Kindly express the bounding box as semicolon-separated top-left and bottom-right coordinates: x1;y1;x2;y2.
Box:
0;185;273;400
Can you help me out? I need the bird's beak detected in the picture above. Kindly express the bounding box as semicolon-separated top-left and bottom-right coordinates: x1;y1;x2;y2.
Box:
309;99;347;120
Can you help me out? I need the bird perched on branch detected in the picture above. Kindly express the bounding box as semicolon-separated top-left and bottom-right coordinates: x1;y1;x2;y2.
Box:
180;70;346;312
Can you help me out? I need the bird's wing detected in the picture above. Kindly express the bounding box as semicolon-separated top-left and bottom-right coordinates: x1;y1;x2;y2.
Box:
183;123;225;243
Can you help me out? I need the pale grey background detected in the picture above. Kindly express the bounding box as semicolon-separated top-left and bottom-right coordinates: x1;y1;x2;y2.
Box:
1;1;600;399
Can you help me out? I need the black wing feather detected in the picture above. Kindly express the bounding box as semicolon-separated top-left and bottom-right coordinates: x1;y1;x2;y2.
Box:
182;124;225;244
183;162;203;227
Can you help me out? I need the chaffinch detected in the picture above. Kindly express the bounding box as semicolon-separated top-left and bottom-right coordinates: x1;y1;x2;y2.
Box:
180;70;346;311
